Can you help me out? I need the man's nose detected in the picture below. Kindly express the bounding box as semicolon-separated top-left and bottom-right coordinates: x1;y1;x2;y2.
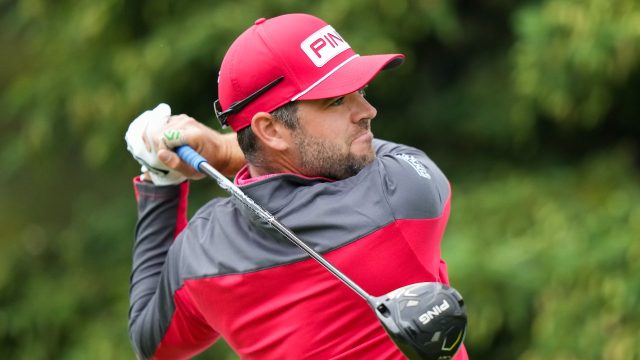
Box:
351;92;377;122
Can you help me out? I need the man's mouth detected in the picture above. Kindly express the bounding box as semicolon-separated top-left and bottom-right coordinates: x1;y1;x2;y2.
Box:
354;130;373;143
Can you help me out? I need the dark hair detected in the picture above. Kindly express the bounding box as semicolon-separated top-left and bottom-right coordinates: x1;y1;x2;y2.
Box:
237;101;299;163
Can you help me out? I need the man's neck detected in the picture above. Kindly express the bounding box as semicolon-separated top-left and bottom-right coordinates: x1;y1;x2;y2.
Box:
247;164;273;178
247;151;303;178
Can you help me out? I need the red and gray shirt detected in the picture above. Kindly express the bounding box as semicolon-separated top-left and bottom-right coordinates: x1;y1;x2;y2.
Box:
129;139;469;360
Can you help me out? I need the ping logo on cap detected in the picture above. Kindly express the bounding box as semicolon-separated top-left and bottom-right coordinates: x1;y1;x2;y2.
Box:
301;25;351;67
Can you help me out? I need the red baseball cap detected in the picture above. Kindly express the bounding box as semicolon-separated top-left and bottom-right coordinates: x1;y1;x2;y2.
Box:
216;13;405;131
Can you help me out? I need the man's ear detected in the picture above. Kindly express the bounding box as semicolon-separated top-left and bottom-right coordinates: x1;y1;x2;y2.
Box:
250;112;292;152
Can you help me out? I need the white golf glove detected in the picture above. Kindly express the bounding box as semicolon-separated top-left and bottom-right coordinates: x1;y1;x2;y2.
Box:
125;103;187;186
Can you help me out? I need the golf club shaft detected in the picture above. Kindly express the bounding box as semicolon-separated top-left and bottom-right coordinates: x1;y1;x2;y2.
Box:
176;145;372;302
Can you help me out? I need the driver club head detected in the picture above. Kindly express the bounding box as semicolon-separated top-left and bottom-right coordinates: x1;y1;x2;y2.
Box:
370;282;467;360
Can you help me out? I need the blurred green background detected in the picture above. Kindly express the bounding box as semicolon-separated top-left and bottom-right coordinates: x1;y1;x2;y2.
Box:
1;0;639;359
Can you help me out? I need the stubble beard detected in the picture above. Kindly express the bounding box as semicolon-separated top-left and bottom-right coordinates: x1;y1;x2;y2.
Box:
293;126;375;180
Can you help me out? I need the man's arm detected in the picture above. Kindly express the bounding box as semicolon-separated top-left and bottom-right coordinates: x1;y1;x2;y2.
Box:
125;109;242;359
129;178;219;359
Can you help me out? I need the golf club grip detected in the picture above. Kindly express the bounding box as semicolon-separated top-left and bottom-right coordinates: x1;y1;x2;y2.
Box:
176;145;207;172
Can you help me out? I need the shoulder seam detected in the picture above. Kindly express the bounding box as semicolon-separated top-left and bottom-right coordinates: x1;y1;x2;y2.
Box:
375;156;399;222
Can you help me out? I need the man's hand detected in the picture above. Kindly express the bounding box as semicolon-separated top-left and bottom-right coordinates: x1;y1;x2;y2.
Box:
126;104;246;183
125;104;187;185
155;115;246;179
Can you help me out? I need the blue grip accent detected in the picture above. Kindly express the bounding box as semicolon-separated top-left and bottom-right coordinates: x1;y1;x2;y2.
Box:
176;145;207;171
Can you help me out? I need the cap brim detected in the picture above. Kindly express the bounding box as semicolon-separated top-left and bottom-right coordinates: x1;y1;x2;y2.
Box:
295;54;404;101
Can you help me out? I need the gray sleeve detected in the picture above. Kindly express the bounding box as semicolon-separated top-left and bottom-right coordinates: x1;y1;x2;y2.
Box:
128;181;184;358
373;139;450;219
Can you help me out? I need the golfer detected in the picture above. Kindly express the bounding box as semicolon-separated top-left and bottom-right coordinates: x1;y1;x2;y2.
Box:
125;13;469;360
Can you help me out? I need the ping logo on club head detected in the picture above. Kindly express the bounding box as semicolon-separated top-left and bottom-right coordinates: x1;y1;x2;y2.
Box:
300;25;351;67
418;299;450;325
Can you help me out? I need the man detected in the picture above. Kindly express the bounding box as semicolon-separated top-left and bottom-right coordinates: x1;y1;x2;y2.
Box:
125;13;469;359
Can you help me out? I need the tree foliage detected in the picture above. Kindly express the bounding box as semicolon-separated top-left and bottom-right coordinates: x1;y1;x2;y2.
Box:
1;0;638;359
513;0;640;127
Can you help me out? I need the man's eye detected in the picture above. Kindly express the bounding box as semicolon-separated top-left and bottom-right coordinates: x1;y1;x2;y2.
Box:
330;97;345;106
358;88;367;97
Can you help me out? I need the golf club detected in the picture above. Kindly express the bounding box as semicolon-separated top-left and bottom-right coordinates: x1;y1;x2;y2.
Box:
176;145;467;360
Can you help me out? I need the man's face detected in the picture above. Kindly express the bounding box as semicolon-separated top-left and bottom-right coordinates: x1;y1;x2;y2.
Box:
291;88;378;180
